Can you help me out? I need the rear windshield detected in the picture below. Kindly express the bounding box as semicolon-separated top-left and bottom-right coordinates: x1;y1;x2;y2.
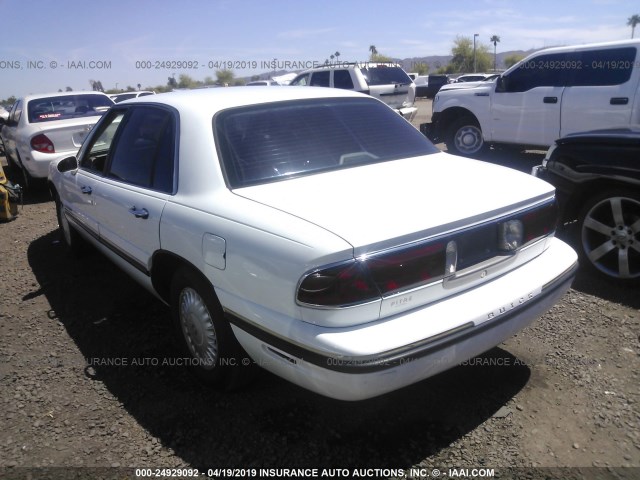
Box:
215;98;438;188
361;66;411;86
28;94;113;123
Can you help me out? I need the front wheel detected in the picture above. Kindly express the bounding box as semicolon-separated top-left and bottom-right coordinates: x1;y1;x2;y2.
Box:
54;192;86;254
170;267;251;388
446;116;486;156
578;190;640;283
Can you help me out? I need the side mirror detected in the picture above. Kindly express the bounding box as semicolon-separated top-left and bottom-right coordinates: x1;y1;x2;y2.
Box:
495;76;508;93
57;156;78;173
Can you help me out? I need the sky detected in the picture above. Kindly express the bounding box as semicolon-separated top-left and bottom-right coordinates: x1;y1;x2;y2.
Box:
0;0;638;99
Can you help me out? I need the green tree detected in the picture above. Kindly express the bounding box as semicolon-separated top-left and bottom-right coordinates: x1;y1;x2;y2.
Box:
414;62;429;75
503;53;525;69
489;35;500;71
628;14;640;38
444;36;491;73
178;74;198;89
215;69;234;86
369;45;378;59
203;76;216;86
370;53;393;63
168;76;178;89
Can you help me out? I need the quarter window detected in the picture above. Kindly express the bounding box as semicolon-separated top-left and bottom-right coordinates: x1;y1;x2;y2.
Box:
310;71;330;87
333;70;354;89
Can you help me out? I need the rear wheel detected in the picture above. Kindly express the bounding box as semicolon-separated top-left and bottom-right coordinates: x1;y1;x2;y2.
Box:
578;190;640;283
446;116;486;156
170;267;251;388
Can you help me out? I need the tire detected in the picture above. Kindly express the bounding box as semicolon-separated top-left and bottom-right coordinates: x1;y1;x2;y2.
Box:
578;190;640;283
54;192;86;254
170;267;252;388
446;116;486;156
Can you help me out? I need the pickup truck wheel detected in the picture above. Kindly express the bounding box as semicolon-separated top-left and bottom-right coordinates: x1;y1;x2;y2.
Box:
578;190;640;283
54;193;86;254
170;268;251;388
446;116;485;156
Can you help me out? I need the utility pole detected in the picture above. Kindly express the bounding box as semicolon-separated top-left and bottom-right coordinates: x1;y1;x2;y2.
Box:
473;33;479;72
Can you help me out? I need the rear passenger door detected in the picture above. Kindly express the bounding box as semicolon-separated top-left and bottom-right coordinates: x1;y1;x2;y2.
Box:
93;105;177;275
561;46;639;136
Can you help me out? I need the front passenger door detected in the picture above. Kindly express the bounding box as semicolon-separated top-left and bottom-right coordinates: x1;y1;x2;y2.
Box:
93;106;177;275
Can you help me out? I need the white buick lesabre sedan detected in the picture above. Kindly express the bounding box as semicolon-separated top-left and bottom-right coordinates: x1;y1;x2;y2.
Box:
48;87;578;401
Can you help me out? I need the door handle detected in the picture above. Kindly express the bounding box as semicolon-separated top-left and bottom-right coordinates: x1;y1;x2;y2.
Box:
80;185;92;194
610;97;629;105
129;207;149;219
543;97;558;104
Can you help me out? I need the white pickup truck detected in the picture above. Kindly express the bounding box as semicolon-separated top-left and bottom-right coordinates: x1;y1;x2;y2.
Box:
421;39;640;156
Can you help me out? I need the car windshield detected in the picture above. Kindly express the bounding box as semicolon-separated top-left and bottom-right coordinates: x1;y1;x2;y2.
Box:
28;94;112;123
361;66;411;86
215;98;438;188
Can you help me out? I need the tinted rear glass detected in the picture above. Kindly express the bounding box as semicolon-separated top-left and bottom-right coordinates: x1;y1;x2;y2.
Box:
28;94;113;123
361;66;411;86
215;98;438;188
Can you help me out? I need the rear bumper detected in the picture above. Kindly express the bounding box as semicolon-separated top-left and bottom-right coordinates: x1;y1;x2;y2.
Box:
228;237;578;400
398;106;418;122
23;150;75;179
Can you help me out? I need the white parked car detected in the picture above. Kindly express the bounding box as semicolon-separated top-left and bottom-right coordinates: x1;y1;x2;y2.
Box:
0;91;113;184
110;91;156;103
49;87;577;401
289;63;418;121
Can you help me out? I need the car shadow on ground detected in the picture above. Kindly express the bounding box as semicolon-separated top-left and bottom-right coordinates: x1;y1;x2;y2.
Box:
27;230;532;470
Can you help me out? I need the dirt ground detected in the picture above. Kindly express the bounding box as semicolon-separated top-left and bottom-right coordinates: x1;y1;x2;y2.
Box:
0;106;639;479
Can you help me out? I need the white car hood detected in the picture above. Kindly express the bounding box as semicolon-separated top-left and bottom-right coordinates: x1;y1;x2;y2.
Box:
233;152;555;254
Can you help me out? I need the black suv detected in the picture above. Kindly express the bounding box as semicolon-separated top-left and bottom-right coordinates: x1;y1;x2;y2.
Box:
533;128;640;283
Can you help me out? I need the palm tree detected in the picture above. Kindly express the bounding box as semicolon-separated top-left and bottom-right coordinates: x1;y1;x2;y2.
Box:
330;54;335;63
490;35;501;72
335;51;340;63
369;45;377;59
628;14;640;38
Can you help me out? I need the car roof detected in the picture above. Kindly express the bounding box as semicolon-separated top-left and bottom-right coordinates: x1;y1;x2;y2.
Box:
121;86;369;114
22;91;112;102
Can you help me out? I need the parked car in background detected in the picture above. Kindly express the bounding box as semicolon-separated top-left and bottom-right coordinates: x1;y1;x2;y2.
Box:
438;74;499;93
49;87;577;400
452;73;498;83
533;128;640;283
421;74;449;98
289;63;417;121
110;91;156;103
414;75;429;97
423;39;640;156
246;80;280;86
0;91;113;185
0;105;9;123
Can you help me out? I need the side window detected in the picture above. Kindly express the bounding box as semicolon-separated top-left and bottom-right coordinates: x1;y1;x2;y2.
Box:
79;110;126;173
106;107;175;193
333;70;354;89
290;73;311;86
503;53;567;92
310;71;330;87
570;47;637;86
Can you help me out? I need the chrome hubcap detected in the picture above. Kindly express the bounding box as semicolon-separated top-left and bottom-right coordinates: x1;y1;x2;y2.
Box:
454;125;483;154
179;287;218;369
582;196;640;279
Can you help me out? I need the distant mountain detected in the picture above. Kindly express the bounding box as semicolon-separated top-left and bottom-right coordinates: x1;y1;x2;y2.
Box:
397;49;538;74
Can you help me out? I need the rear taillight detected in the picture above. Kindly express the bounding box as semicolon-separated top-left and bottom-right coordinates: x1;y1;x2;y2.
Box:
366;242;447;296
298;200;558;308
31;134;55;153
297;261;378;307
